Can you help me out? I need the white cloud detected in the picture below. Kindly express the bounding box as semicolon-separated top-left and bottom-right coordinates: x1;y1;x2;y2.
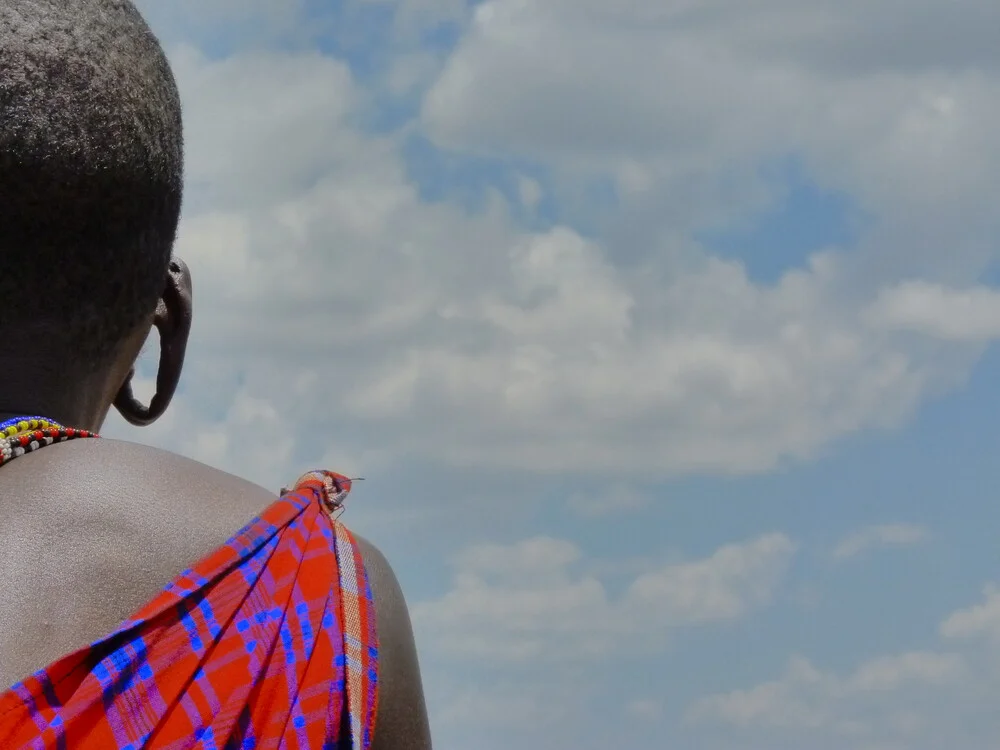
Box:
421;0;1000;225
849;651;965;692
169;45;360;210
689;651;966;733
97;4;1000;749
627;533;797;625
833;524;930;560
688;656;834;730
689;583;1000;748
91;41;993;491
940;585;1000;642
867;281;1000;342
412;533;796;663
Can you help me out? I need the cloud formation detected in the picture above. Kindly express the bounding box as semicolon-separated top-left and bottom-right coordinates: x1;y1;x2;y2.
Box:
111;0;1000;493
691;584;1000;749
833;523;929;560
105;2;1000;748
413;533;796;662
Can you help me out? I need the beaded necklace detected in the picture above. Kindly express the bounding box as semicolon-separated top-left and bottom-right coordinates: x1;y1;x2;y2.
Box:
0;415;98;467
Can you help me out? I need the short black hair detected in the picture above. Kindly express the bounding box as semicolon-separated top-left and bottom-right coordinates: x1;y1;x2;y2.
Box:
0;0;183;364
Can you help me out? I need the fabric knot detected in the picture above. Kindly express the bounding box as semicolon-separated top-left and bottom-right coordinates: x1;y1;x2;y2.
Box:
294;469;356;518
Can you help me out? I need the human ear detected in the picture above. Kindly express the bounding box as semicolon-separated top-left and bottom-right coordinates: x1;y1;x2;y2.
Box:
113;258;193;426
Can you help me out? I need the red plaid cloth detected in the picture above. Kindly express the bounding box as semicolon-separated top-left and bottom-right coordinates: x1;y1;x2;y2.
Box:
0;470;378;749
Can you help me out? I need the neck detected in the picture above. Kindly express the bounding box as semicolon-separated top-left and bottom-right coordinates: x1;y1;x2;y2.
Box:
0;352;126;434
0;381;114;433
0;405;108;434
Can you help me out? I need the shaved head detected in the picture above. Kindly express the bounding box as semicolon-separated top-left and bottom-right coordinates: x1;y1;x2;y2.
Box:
0;0;183;364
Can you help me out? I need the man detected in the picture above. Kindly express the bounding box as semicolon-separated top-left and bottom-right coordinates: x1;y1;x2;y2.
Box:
0;1;431;748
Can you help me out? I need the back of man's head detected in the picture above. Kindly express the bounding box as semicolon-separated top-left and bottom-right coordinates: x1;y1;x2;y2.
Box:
0;0;183;365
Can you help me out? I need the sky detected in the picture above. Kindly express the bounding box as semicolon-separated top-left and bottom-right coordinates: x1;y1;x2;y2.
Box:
104;1;1000;748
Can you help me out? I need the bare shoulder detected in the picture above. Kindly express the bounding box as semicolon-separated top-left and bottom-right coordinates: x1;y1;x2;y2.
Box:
7;437;279;533
51;440;433;747
352;534;433;750
0;438;279;685
1;438;432;747
0;437;280;613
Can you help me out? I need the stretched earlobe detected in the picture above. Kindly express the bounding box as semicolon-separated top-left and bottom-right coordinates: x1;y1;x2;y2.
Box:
114;259;192;426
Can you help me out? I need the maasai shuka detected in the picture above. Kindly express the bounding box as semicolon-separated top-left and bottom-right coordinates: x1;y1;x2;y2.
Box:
0;470;379;749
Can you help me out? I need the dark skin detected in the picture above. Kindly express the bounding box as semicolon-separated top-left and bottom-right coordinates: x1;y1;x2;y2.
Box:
0;260;432;749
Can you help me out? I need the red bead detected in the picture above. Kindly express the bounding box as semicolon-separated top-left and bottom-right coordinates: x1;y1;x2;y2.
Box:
0;418;98;468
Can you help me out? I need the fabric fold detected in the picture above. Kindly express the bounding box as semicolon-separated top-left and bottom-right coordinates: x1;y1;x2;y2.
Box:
0;470;378;750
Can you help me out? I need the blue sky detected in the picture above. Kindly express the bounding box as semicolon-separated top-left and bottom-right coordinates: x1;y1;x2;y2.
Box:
117;1;1000;747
